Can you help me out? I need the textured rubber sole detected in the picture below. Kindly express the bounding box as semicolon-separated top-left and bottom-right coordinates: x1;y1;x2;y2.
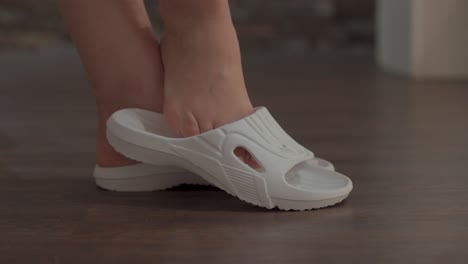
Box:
107;131;351;211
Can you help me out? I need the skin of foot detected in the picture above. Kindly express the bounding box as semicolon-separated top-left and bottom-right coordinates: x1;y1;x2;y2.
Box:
60;0;258;169
159;0;259;168
58;0;165;167
159;0;254;138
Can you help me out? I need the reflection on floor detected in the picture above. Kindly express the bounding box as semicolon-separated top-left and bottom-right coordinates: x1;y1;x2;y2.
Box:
1;43;467;263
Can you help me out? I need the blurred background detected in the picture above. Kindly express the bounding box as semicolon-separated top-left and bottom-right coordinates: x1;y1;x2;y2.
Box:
2;0;466;77
0;0;374;53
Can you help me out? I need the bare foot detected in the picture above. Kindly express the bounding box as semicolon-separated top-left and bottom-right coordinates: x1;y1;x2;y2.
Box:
93;33;165;167
160;3;253;136
160;0;258;169
58;0;166;167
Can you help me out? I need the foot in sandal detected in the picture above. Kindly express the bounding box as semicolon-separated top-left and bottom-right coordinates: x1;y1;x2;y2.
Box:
58;0;352;209
98;1;351;206
106;108;352;211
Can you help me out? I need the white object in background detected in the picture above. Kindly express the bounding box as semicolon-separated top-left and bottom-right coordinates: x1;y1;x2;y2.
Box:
377;0;468;79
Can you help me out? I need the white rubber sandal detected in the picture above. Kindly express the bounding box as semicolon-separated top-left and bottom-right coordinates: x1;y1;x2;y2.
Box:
93;157;335;192
106;107;352;210
93;163;210;191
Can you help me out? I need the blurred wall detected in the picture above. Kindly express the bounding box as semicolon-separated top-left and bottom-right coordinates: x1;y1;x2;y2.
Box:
377;0;468;78
0;0;374;52
0;0;63;48
230;0;375;52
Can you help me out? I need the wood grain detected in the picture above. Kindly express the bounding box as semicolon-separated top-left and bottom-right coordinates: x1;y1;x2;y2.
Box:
0;44;467;264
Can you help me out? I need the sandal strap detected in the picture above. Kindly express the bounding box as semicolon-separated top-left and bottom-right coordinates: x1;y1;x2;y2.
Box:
170;107;315;206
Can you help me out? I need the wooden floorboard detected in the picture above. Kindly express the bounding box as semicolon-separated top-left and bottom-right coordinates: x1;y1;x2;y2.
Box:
1;44;467;263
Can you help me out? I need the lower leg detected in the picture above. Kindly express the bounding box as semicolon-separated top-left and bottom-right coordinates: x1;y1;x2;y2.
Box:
159;0;254;138
57;0;164;166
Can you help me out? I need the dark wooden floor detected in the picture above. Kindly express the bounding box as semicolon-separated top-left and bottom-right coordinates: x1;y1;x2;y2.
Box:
1;44;468;264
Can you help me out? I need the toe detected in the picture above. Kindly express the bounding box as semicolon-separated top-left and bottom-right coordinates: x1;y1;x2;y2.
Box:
179;111;201;137
198;119;215;133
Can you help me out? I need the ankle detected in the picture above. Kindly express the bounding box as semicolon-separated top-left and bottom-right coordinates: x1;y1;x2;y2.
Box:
96;139;137;167
95;79;164;115
94;81;163;167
